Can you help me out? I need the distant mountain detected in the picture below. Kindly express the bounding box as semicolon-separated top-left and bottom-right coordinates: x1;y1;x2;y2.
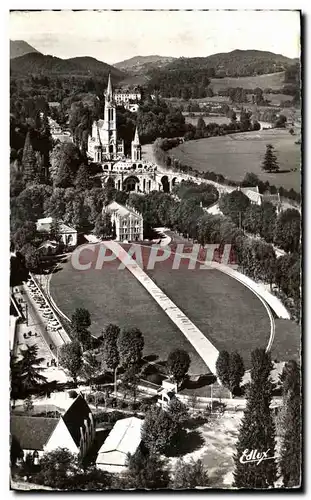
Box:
161;50;298;77
114;55;176;74
10;52;125;80
10;40;40;59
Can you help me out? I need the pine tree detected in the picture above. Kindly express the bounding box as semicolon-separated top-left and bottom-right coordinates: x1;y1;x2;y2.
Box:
22;130;38;182
262;144;279;173
279;360;301;488
233;349;277;489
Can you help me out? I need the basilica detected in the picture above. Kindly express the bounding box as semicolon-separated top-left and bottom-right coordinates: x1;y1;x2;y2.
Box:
87;75;161;193
87;74;142;165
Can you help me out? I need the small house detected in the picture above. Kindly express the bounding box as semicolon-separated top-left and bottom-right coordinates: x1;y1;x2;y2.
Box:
10;394;95;462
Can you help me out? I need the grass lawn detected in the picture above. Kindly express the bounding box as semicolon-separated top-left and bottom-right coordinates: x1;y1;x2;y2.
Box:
184;115;231;126
147;264;271;370
210;71;286;92
50;250;208;375
170;128;301;191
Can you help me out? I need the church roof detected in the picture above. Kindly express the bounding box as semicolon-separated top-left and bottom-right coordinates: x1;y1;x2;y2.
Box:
62;394;92;447
132;126;140;145
106;201;143;219
10;416;59;451
106;73;113;100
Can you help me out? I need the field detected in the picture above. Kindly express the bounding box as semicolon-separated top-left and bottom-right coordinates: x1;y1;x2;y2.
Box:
210;71;285;92
170;128;301;191
147;264;270;369
50;252;207;375
50;243;274;372
184;115;231;126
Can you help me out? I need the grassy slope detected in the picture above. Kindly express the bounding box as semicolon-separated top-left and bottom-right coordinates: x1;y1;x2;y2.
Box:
147;265;270;370
210;71;285;92
171;129;301;191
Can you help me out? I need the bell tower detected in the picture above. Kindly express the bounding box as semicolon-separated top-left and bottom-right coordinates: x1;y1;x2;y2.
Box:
131;126;142;161
104;74;117;159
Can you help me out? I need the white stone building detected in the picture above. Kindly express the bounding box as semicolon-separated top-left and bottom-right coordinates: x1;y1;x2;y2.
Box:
104;201;144;242
36;217;77;247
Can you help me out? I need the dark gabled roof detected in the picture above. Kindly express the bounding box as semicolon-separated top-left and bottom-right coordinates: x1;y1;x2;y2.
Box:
62;394;92;447
10;416;59;451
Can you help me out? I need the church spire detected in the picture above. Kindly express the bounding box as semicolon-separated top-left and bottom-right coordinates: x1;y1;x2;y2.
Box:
106;73;113;101
133;126;140;145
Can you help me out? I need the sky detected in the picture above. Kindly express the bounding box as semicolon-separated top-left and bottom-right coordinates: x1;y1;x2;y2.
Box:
10;10;301;64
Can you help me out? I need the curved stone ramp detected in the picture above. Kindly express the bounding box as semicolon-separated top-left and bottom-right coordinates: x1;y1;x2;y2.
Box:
104;240;220;374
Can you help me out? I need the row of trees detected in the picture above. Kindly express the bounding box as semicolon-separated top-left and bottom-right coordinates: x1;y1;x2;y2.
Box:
128;189;300;321
219;189;301;254
233;350;301;488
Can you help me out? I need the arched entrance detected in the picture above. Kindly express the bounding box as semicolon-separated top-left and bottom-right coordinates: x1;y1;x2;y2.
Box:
171;177;177;188
161;175;170;193
123;175;140;192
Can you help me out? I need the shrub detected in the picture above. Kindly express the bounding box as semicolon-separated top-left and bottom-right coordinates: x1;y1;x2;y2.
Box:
68;390;78;399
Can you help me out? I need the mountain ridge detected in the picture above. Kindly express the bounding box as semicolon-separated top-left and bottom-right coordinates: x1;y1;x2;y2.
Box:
10;40;40;59
10;52;125;80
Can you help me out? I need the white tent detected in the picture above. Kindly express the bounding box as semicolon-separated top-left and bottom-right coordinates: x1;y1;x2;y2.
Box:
96;417;143;473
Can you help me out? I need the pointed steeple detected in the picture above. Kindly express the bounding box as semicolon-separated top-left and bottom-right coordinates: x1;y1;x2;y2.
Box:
106;73;113;101
96;123;101;145
133;126;140;145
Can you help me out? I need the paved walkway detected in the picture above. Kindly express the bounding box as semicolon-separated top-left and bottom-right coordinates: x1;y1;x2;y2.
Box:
104;240;220;374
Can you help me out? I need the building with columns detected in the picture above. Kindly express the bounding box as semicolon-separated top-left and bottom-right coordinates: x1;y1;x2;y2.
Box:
104;201;144;242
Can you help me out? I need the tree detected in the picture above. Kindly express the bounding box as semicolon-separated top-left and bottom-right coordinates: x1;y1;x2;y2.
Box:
94;213;112;239
216;351;230;388
117;327;144;368
22;130;38;183
274;208;301;254
81;351;102;386
16;344;47;393
12;221;38;251
261;144;279;173
167;397;189;427
36;448;80;489
279;361;301;487
23;395;34;413
233;349;277;488
167;349;190;385
50;142;82;188
71;307;91;331
102;323;120;371
121;365;139;405
142;405;177;454
274;114;287;128
74;164;93;191
71;308;92;348
229;351;245;394
219;190;250;227
59;342;83;384
172;458;209;489
115;449;169;489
